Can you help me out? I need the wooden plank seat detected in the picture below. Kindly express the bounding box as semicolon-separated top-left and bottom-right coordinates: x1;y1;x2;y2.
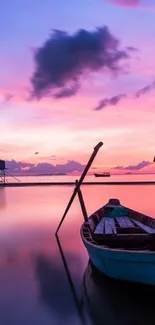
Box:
104;218;114;235
94;217;117;236
93;217;117;240
106;217;117;234
93;216;155;235
115;216;135;228
130;219;155;234
114;216;141;234
94;217;133;238
94;218;105;235
93;216;155;249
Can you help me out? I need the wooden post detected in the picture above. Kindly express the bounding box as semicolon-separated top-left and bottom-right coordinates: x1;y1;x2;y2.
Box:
76;180;88;222
55;141;103;233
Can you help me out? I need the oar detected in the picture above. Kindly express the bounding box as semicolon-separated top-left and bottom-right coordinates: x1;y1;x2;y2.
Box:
55;141;103;234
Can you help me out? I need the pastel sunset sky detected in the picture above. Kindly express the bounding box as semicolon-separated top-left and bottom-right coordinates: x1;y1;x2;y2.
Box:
1;0;155;174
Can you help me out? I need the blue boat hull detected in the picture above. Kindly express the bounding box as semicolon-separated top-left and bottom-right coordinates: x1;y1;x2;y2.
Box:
83;239;155;285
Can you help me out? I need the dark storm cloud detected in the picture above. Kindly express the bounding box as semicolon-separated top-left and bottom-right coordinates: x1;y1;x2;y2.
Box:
31;27;129;99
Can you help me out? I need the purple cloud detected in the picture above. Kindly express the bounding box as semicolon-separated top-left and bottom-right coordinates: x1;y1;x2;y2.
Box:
31;27;129;99
94;93;126;110
135;80;155;98
114;160;151;171
94;77;155;111
5;159;85;175
126;46;139;52
6;160;34;172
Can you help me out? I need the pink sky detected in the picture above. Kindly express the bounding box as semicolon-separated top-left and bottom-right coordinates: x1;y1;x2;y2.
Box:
0;0;155;174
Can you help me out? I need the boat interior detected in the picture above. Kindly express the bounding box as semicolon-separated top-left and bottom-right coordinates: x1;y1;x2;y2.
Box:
82;199;155;250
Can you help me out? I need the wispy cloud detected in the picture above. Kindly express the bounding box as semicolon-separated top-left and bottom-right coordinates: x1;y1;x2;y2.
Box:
113;160;151;170
94;94;126;110
135;80;155;98
126;46;139;52
94;78;155;110
31;26;130;99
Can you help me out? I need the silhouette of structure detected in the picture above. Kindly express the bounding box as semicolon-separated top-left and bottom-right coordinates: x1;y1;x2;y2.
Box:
0;159;20;184
0;160;6;183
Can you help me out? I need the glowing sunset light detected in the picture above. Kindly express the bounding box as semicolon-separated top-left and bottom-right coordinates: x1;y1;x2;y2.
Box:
0;0;155;175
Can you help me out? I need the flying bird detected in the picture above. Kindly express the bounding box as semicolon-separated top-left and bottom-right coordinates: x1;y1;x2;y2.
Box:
35;152;39;155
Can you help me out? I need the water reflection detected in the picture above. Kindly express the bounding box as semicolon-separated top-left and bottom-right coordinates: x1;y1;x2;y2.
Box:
83;262;155;325
1;185;155;325
55;234;87;324
0;187;6;210
35;252;81;319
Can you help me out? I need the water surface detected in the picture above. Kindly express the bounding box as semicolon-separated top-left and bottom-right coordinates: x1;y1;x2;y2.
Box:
0;183;155;324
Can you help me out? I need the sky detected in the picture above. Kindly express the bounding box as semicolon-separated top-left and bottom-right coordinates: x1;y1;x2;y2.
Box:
1;0;155;174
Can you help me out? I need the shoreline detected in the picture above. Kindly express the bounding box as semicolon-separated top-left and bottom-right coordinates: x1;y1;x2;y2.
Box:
1;181;155;187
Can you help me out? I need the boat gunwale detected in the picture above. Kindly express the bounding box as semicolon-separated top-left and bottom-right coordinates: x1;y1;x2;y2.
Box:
81;226;155;255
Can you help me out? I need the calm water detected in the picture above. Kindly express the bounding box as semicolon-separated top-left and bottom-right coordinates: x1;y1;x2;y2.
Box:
3;173;155;183
1;180;155;325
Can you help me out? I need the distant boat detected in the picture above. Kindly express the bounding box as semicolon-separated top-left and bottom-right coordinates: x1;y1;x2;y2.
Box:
94;172;110;177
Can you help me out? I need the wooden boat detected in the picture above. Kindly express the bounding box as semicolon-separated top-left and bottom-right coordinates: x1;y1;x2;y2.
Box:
56;142;155;286
94;172;110;177
81;198;155;285
83;261;155;325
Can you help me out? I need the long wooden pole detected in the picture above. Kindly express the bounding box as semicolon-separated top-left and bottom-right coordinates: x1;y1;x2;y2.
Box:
76;180;88;222
55;141;103;234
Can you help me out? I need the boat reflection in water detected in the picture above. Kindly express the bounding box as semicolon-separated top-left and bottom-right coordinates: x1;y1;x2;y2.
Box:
83;261;155;325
